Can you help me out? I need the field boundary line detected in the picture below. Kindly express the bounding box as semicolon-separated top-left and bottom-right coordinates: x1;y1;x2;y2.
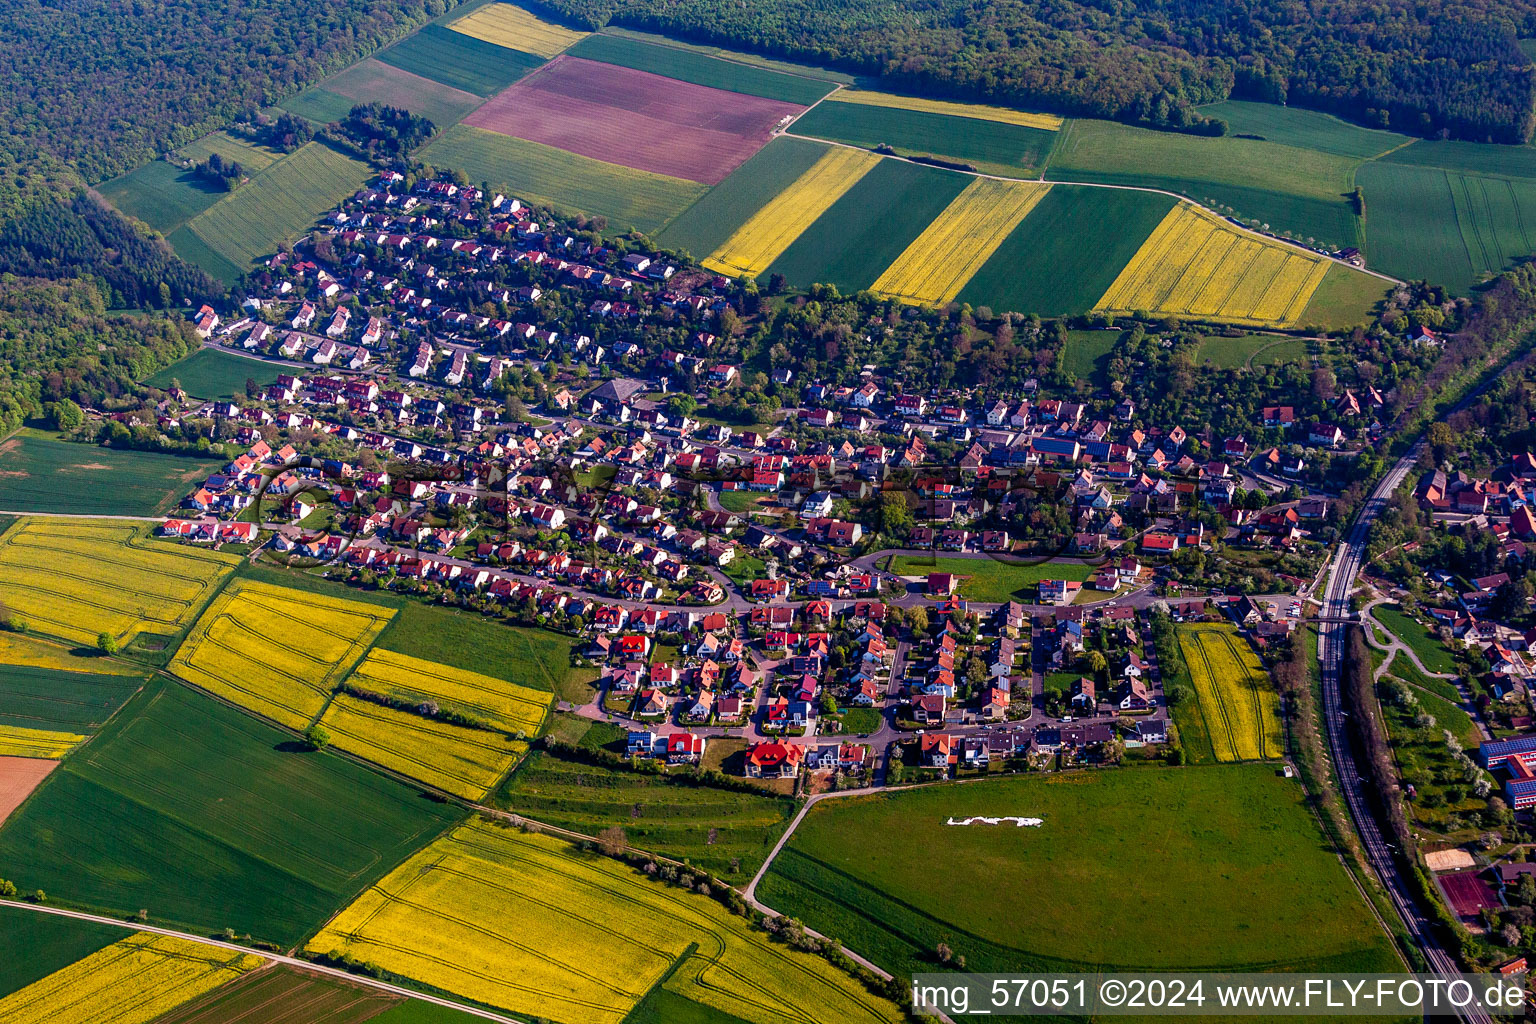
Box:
0;899;529;1024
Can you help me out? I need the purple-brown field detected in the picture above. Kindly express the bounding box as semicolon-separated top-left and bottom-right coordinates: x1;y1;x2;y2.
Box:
463;56;804;183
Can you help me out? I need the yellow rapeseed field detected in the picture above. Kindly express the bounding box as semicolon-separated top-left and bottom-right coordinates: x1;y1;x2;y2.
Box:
1178;624;1284;762
348;648;551;736
309;822;903;1024
170;578;394;730
0;724;85;759
317;695;526;800
446;3;587;57
703;147;881;277
0;932;261;1024
1094;203;1331;328
871;179;1050;304
0;520;238;648
828;90;1063;131
0;633;125;674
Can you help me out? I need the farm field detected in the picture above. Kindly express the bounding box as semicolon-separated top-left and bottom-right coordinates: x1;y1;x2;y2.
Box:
656;136;829;258
149;964;404;1024
1174;624;1284;763
1379;138;1536;178
0;725;83;758
376;601;584;700
419;125;706;233
312;59;484;130
0;756;55;825
171;576;393;730
173;142;372;282
0;906;123;998
765;158;969;293
348;647;550;735
0;519;238;648
567;33;833;106
1197;100;1410;160
175;131;283;173
375;24;545;96
99;162;232;235
0;664;142;733
957;186;1178;316
445;2;588;57
830;89;1062;130
599;26;853;86
280;87;356;125
757;765;1399;978
1093;203;1333;328
886;555;1096;602
306;821;902;1024
1192;333;1308;370
0;433;222;515
0;678;461;942
0;932;260;1024
1374;606;1457;674
870;178;1051;304
464;56;803;184
790;100;1057;176
701;146;881;277
1045;118;1363;250
1301;263;1389;327
318;694;527;800
0;632;131;674
144;347;283;400
495;745;797;876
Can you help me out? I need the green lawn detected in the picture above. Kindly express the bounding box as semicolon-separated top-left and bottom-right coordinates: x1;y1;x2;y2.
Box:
0;906;123;998
376;24;545;96
494;745;797;877
0;678;463;944
1060;329;1119;383
717;489;761;514
419;125;708;234
1374;606;1457;675
757;765;1400;977
886;555;1096;602
957;186;1178;316
144;348;283;400
0;664;143;732
656;136;829;259
566;33;833;106
765;158;969;294
791;100;1057;177
1192;333;1307;370
839;707;882;735
0;431;222;515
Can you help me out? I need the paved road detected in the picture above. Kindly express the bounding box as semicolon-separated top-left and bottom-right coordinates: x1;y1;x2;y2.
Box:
0;900;528;1024
1317;438;1492;1024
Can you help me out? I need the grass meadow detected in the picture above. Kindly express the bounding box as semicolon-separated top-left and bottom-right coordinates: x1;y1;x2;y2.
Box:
567;33;833;105
1374;606;1457;674
144;348;283;400
307;821;901;1024
495;745;797;876
0;677;462;943
420;125;707;233
0;432;222;515
886;554;1096;602
791;100;1058;176
757;765;1401;978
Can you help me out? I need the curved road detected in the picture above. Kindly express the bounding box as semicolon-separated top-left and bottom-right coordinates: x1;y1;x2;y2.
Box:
1318;438;1490;1023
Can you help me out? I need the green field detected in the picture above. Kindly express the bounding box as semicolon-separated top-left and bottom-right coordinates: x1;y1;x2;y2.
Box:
376;24;545;95
1193;334;1307;370
1046;119;1362;250
656;136;829;259
317;58;485;130
1198;100;1410;160
566;33;832;106
370;1003;489;1024
765;159;969;293
957;186;1178;316
144;348;283;400
281;87;356;124
167;226;246;284
600;26;853;85
0;678;461;943
1380;139;1536;178
791;101;1057;176
175;131;284;173
1300;263;1389;329
100;162;237;235
420;125;707;233
0;665;142;732
495;745;797;876
148;964;403;1024
0;906;123;998
377;602;588;702
756;765;1400;977
1060;329;1119;382
1374;606;1457;674
0;432;222;515
886;554;1096;602
174;142;372;280
1357;160;1536;294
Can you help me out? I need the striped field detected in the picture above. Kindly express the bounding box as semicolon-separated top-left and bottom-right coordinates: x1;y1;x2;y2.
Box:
871;179;1051;304
703;147;881;276
1093;203;1331;327
829;89;1062;130
445;2;587;57
347;648;551;736
0;725;85;759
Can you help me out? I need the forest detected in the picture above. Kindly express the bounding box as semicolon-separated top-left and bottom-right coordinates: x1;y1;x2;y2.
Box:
531;0;1536;141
